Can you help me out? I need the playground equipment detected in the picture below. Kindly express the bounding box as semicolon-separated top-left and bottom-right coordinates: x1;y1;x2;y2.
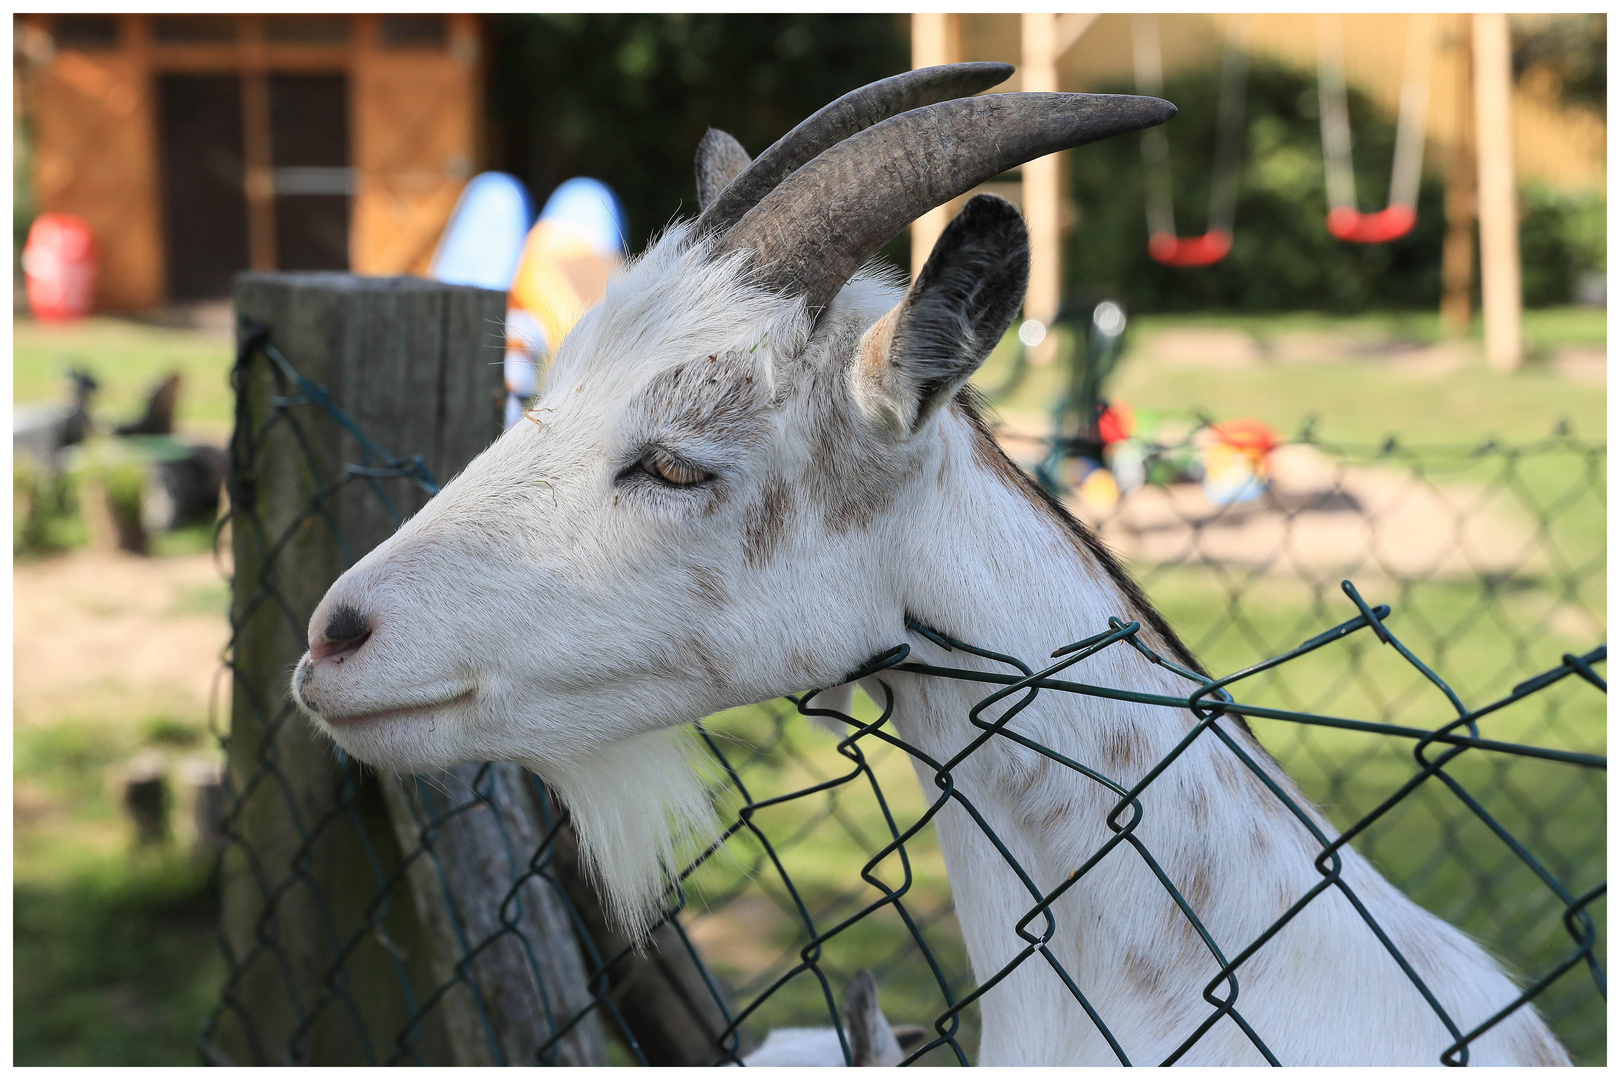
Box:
1027;302;1281;512
1034;298;1130;497
1317;13;1436;244
1132;15;1248;267
503;178;629;427
428;173;536;292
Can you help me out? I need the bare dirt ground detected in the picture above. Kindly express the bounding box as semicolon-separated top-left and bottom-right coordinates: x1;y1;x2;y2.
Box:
13;550;231;730
1132;327;1606;384
1083;445;1541;582
989;436;1544;584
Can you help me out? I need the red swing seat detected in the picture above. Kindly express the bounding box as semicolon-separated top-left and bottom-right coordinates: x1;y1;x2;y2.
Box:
1148;229;1232;267
1326;204;1416;244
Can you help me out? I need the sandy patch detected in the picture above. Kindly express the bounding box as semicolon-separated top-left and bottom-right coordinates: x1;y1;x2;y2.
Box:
1079;447;1539;582
13;550;232;728
1551;347;1606;384
1135;328;1261;369
983;423;1541;584
987;439;1543;583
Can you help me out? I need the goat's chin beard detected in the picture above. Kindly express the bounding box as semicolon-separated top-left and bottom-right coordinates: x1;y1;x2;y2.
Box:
530;728;720;943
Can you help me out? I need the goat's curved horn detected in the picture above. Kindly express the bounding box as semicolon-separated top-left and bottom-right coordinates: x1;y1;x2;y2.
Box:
694;62;1013;237
717;93;1177;315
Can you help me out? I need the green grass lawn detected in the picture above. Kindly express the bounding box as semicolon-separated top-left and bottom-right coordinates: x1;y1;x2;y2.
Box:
14;712;224;1066
15;306;1602;447
976;306;1606;446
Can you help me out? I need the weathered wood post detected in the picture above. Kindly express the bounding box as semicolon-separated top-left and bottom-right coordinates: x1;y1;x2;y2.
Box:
214;273;608;1065
378;763;614;1065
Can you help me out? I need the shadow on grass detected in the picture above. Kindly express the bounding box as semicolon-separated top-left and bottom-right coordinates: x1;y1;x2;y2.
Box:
14;851;223;1066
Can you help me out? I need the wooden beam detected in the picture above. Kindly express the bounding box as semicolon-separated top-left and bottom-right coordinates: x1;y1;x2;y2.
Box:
240;16;277;271
1022;12;1061;362
909;13;959;278
1472;13;1521;371
1054;13;1099;61
146;46;351;73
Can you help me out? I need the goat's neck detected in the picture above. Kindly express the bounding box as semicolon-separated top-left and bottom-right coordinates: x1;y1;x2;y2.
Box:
883;406;1208;788
872;406;1293;1063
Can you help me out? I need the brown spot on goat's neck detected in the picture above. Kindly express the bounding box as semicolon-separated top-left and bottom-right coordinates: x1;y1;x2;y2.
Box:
1186;781;1213;828
685;565;728;609
1508;1020;1572;1066
1122;946;1169;998
671;630;730;690
1037;795;1078;833
1274;877;1295;916
742;475;794;567
782;647;815;686
1183;859;1215;916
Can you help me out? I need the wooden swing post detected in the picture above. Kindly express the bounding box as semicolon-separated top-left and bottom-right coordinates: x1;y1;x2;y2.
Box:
1472;13;1522;371
909;13;962;279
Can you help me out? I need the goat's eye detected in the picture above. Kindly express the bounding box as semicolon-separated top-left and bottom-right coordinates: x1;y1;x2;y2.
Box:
643;448;713;487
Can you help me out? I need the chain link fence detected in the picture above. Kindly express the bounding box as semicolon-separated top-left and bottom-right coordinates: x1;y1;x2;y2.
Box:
203;286;1604;1065
1037;417;1608;1057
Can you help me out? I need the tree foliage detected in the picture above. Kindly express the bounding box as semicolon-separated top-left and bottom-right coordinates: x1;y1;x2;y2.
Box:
1513;14;1605;117
488;14;908;253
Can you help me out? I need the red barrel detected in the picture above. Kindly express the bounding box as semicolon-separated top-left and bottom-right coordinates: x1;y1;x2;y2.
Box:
23;213;98;321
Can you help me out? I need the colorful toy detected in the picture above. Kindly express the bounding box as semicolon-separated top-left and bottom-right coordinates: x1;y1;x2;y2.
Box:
23;213;98;321
1198;417;1282;505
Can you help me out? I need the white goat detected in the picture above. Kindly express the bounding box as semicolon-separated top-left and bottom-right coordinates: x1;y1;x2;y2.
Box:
292;66;1570;1066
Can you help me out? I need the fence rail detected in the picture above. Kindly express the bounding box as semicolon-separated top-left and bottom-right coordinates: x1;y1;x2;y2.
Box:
204;277;1605;1065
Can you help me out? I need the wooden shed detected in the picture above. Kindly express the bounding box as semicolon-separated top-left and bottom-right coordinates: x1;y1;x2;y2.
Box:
16;13;483;310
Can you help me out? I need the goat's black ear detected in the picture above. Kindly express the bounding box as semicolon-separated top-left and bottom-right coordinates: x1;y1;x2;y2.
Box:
854;194;1029;435
695;129;752;212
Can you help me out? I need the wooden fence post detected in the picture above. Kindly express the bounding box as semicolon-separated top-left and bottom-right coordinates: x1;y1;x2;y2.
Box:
216;272;608;1065
1021;11;1062;367
378;764;614;1065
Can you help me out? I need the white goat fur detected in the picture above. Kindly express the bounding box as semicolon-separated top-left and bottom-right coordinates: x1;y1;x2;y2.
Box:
294;222;1567;1065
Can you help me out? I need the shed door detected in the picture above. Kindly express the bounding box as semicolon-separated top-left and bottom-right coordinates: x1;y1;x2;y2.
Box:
158;74;250;300
269;74;351;271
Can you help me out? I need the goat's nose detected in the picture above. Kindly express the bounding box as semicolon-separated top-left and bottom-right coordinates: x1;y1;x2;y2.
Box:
309;604;372;663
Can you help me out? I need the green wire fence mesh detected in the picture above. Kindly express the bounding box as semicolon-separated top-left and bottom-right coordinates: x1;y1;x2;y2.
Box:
202;319;1604;1066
